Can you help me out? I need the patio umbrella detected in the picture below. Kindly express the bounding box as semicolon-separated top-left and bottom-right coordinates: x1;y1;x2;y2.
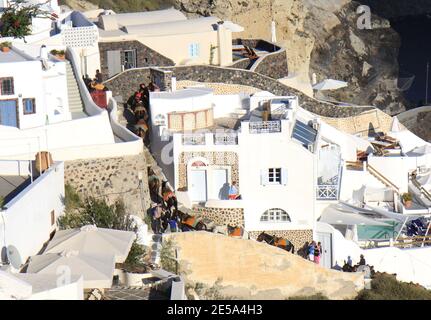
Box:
27;250;115;289
313;79;348;91
364;247;431;287
44;225;135;263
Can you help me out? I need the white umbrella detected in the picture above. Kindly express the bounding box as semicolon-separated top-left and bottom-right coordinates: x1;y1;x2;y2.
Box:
27;250;115;289
313;79;348;91
44;225;135;263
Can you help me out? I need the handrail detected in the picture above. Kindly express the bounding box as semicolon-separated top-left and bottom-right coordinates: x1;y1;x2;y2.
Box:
366;163;400;193
411;176;431;203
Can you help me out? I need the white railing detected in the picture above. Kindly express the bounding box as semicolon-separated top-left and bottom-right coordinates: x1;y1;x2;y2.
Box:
214;133;238;145
182;134;206;145
317;185;339;200
249;121;281;134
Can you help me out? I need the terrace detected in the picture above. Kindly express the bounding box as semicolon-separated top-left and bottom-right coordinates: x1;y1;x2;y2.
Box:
0;161;34;206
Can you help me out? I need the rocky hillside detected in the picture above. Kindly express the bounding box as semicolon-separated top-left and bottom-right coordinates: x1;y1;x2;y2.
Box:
174;0;407;115
60;0;425;117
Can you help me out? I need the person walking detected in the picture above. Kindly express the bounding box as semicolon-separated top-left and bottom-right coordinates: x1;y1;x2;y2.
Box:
308;241;316;261
152;205;163;234
314;242;322;265
95;69;103;83
228;181;239;200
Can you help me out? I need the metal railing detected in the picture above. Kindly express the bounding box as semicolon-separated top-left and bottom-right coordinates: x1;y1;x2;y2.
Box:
249;121;281;134
182;134;205;145
214;133;238;145
367;163;400;193
317;185;339;200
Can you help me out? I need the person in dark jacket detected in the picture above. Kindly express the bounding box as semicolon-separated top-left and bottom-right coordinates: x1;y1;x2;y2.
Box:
95;69;103;83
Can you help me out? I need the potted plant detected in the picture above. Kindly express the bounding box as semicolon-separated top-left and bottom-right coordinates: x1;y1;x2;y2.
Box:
120;241;152;287
50;49;66;60
0;42;12;53
402;192;413;209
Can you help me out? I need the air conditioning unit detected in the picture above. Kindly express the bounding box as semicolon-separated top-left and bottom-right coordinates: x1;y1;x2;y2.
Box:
307;144;315;153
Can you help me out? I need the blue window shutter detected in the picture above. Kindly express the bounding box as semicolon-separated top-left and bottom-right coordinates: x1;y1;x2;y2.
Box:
196;44;200;57
188;44;193;58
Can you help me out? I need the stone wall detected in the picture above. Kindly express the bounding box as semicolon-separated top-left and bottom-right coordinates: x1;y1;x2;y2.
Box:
105;65;374;118
177;151;239;190
64;153;151;218
99;40;174;80
171;232;364;300
230;58;251;70
194;206;244;227
252;50;289;79
248;230;313;253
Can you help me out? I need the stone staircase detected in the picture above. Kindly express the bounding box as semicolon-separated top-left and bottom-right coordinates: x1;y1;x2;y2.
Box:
144;147;167;184
65;60;86;119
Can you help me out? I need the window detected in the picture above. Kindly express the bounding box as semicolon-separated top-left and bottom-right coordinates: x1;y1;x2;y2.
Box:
121;50;137;70
189;43;200;58
268;168;282;184
23;98;36;114
260;208;291;222
261;168;287;185
0;77;14;95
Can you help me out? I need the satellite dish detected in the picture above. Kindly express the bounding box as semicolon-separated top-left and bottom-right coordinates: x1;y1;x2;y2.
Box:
7;246;22;270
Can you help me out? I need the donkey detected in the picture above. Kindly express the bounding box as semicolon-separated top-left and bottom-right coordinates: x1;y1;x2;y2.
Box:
256;232;295;254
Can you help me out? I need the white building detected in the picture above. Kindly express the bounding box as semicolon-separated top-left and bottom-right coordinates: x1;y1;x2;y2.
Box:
96;8;243;78
149;84;431;274
0;160;65;268
0;46;71;128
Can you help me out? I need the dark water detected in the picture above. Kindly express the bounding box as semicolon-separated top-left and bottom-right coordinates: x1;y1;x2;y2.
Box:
390;15;431;108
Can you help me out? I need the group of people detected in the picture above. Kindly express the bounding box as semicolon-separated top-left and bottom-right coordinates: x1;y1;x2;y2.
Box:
83;70;108;92
306;241;323;265
128;82;161;147
148;170;181;235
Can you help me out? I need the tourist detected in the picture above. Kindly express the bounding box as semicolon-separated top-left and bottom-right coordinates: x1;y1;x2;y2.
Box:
152;205;163;234
308;241;315;261
359;254;366;266
148;81;160;92
83;74;92;89
314;242;322;265
347;255;353;267
228;181;239;200
95;69;103;83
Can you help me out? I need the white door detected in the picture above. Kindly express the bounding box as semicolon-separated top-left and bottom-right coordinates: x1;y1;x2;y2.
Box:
317;232;332;269
190;170;207;202
107;50;122;78
212;169;228;200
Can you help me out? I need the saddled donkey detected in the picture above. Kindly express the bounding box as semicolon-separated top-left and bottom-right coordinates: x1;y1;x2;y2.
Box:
176;210;208;231
213;225;249;239
256;232;295;254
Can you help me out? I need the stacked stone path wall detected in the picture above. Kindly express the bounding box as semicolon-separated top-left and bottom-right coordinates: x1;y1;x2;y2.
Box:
64;153;151;218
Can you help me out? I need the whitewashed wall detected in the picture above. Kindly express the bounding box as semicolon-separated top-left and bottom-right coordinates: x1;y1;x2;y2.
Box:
238;121;316;232
0;162;65;266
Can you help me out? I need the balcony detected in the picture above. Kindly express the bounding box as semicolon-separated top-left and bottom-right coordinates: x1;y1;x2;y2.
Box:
214;133;238;145
181;132;238;146
182;133;206;146
249;121;281;134
317;185;339;200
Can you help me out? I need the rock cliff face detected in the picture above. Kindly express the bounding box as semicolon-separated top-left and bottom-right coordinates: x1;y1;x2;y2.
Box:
173;0;406;114
170;232;364;300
